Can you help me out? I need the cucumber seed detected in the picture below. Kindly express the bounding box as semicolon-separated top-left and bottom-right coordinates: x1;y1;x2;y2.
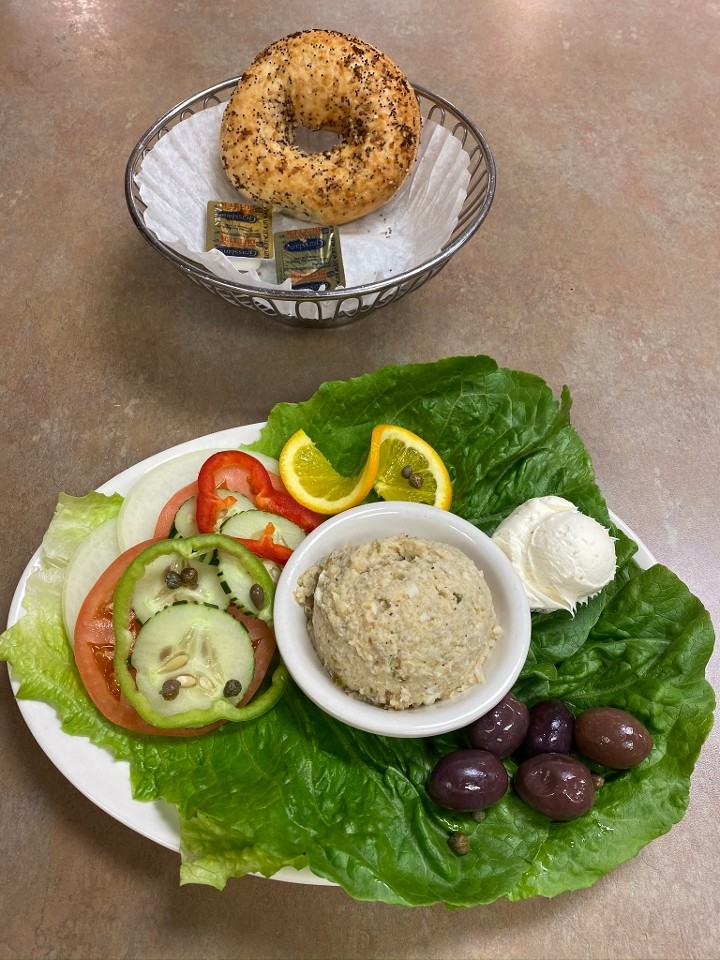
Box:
161;653;189;673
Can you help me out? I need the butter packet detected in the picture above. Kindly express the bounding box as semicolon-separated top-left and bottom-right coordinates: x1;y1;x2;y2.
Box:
206;201;273;261
275;226;345;291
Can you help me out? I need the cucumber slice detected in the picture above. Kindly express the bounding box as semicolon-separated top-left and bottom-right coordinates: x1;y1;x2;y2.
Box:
131;603;255;719
130;551;229;623
169;497;198;539
264;561;282;584
170;490;255;539
220;509;307;550
216;511;301;619
216;547;275;622
62;518;120;643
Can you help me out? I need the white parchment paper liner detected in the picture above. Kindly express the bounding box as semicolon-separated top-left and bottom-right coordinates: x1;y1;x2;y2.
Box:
136;102;471;313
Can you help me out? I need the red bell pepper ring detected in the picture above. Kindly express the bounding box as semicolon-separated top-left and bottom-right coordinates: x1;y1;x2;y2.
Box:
195;450;325;535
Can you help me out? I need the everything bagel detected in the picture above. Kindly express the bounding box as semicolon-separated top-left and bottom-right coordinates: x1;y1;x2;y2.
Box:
220;30;422;225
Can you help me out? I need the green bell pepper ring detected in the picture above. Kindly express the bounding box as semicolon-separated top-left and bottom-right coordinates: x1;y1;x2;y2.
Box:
112;535;288;729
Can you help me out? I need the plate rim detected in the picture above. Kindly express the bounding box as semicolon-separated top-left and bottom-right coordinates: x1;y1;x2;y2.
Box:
5;424;656;888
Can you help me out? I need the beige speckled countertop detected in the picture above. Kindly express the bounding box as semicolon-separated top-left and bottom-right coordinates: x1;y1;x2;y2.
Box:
1;1;718;957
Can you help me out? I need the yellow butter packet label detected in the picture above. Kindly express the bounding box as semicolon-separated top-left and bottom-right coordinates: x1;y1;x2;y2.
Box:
206;201;273;259
274;226;345;291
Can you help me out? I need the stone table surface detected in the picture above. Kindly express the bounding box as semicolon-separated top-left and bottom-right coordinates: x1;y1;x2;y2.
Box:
1;1;718;958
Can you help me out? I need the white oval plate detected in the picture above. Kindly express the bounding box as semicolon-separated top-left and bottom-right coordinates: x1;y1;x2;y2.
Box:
5;424;656;885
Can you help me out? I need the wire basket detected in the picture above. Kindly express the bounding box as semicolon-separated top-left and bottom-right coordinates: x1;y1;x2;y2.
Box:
125;78;495;329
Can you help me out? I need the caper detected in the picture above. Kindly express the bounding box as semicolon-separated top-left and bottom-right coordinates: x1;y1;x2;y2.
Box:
180;566;199;587
400;465;413;479
223;678;243;699
160;678;181;701
409;473;424;489
165;569;183;590
249;583;265;610
447;831;470;856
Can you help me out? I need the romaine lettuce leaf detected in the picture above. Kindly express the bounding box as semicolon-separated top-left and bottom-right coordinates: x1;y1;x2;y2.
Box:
253;356;609;530
2;493;135;756
1;356;715;907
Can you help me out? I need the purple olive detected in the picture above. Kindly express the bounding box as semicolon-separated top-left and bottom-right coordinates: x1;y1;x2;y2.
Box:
523;699;574;756
466;692;530;758
427;749;509;812
574;707;653;769
515;753;595;820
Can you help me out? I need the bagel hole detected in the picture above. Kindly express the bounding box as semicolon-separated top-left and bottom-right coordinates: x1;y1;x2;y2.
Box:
293;126;343;154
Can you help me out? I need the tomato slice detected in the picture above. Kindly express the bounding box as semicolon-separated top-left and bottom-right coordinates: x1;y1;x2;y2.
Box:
73;540;278;736
73;542;190;735
154;481;197;539
233;609;277;705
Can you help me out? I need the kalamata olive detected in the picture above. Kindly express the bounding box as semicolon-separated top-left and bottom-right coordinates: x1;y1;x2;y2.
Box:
523;699;574;756
574;707;653;769
515;753;595;820
426;749;509;812
466;692;530;758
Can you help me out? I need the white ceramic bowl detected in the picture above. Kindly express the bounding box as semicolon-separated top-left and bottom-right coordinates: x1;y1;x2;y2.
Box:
274;502;531;738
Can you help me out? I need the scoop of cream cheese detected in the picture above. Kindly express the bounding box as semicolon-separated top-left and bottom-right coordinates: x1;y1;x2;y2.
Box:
491;496;616;613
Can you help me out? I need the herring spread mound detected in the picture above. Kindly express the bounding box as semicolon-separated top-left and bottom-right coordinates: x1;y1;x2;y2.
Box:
294;535;501;710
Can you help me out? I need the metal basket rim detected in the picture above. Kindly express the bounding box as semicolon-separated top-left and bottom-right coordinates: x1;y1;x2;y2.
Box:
124;79;496;304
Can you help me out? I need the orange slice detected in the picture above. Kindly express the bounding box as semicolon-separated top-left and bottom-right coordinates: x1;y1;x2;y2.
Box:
278;424;453;515
371;424;453;510
278;429;379;515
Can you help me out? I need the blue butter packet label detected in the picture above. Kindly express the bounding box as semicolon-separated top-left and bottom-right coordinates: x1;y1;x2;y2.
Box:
206;201;273;258
275;226;345;290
